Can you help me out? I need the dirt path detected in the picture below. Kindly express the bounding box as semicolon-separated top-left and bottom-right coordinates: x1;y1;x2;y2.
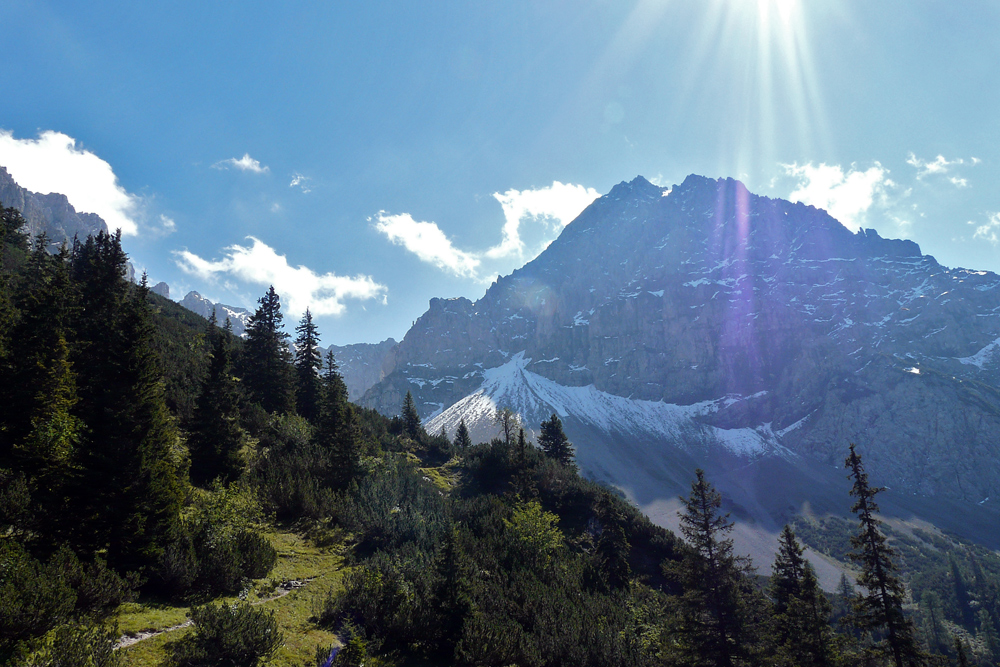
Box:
114;577;317;650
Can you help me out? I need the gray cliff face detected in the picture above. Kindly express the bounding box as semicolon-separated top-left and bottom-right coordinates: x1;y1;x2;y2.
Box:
363;175;1000;510
0;166;108;247
323;339;398;402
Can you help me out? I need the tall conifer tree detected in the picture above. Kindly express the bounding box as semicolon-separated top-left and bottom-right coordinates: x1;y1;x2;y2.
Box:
770;525;835;667
674;469;765;667
402;390;421;439
845;444;922;667
453;419;472;450
294;308;322;421
189;315;245;485
314;350;357;488
538;413;574;467
69;245;184;571
242;286;295;415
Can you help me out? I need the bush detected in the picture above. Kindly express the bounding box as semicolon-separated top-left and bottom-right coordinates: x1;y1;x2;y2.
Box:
25;622;121;667
0;541;76;649
165;602;282;667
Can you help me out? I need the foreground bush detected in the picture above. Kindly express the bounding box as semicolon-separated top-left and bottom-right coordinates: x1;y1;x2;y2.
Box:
165;602;282;667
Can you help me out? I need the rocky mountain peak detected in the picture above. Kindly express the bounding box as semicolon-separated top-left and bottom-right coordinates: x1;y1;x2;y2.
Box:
362;174;1000;548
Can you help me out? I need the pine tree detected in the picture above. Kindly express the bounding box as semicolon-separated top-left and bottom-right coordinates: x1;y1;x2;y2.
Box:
2;241;76;463
189;316;245;485
315;351;357;488
770;526;835;667
293;309;322;421
538;413;574;467
845;444;922;667
674;469;764;666
595;492;631;591
69;250;184;571
242;286;295;415
453;418;472;450
402;390;422;439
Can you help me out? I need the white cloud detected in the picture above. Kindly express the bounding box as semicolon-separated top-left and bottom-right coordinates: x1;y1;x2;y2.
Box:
487;181;600;259
973;212;1000;244
782;162;890;231
373;181;600;280
173;237;387;317
213;153;269;173
158;214;177;235
0;129;142;236
289;172;311;193
373;212;481;278
906;152;977;185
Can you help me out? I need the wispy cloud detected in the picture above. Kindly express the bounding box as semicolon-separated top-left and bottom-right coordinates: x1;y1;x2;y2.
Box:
156;214;177;236
212;153;269;173
373;212;481;278
906;152;976;186
487;182;601;259
0;129;142;236
374;181;600;279
781;162;891;231
972;212;1000;244
173;237;387;317
289;172;311;193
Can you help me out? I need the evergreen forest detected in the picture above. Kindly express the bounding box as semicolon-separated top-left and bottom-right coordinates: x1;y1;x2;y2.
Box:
2;203;1000;667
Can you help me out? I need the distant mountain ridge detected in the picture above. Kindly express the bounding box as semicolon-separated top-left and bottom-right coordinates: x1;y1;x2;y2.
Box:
361;174;1000;563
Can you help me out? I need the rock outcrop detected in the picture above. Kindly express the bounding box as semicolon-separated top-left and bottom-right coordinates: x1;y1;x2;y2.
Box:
0;166;108;248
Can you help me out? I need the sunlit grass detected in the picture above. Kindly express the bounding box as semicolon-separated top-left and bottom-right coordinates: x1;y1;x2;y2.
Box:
116;528;347;667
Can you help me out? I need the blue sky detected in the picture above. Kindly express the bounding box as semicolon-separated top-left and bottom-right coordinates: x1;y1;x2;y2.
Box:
1;0;998;345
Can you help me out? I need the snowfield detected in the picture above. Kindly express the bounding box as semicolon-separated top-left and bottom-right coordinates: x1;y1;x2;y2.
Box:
426;352;780;458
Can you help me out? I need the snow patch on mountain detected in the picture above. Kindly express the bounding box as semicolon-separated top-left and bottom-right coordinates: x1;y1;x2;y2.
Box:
958;336;1000;369
426;352;777;458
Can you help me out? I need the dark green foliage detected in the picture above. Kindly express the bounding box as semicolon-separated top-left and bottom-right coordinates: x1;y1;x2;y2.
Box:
319;434;687;667
845;444;922;667
538;413;575;467
0;202;30;270
188;316;245;486
595;491;632;591
0;541;77;650
294;308;323;421
241;285;295;415
55;237;185;573
165;602;283;667
145;291;213;423
453;418;472;449
313;351;360;490
769;526;836;667
671;469;769;667
24;622;122;667
154;484;277;598
401;390;421;439
334;621;368;666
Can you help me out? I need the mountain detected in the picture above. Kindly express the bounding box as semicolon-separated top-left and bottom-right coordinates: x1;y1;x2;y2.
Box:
361;174;1000;570
0;165;108;249
178;290;253;337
